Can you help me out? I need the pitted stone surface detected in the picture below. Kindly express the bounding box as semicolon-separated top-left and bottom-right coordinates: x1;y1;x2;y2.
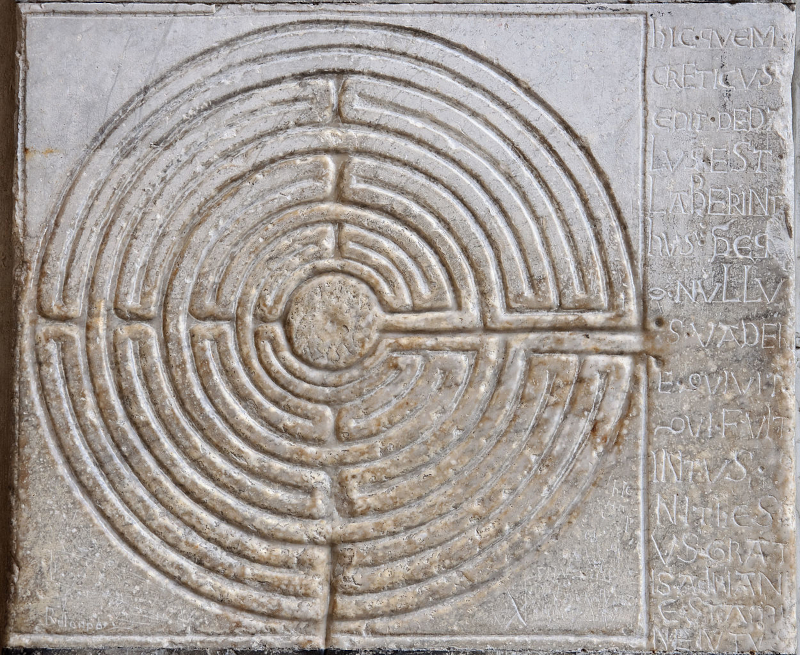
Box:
285;274;380;370
8;3;796;652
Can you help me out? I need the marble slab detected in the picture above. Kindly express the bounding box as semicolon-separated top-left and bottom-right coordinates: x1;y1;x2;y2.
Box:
8;3;796;651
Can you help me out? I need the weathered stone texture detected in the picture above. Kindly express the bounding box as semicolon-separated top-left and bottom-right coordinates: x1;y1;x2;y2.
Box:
7;3;796;651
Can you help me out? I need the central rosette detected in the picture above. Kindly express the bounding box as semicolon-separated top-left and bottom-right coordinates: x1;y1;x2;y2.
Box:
284;273;380;370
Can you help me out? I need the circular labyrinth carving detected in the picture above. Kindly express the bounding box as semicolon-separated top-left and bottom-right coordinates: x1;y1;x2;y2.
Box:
285;274;380;370
32;21;640;626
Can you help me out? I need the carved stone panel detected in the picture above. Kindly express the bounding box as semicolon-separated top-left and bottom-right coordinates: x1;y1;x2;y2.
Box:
9;3;795;651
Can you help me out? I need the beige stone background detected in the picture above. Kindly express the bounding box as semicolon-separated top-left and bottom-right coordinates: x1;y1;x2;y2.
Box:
0;0;796;651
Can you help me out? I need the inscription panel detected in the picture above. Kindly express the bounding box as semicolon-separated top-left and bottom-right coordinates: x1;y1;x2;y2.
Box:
8;3;794;651
646;5;795;653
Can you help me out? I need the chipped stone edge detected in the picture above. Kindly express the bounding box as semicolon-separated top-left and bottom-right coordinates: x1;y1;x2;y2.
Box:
1;651;797;655
11;0;799;5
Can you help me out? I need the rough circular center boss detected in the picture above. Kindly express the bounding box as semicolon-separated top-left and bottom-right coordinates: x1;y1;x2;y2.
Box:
284;274;380;370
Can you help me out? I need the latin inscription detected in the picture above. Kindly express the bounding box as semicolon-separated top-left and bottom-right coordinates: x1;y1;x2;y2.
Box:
646;7;795;652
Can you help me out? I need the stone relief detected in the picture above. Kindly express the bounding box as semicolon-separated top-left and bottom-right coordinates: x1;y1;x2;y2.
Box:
8;3;795;652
